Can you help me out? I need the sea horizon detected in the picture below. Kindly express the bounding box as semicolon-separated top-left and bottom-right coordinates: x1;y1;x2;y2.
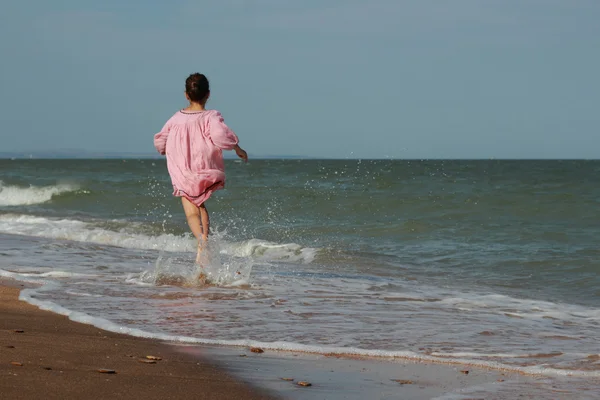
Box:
1;151;599;161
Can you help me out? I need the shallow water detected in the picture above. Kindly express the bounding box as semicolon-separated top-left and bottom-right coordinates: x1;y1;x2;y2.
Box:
1;159;599;396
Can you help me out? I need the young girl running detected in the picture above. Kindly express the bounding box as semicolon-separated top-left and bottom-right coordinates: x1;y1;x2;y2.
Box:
154;73;248;263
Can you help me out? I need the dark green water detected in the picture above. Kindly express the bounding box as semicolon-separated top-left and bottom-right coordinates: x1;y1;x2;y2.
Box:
1;159;599;306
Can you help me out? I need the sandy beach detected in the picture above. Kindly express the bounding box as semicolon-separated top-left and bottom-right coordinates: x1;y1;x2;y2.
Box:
0;279;277;400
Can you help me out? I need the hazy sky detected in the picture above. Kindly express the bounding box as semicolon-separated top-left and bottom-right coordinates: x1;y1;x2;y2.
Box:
1;1;599;158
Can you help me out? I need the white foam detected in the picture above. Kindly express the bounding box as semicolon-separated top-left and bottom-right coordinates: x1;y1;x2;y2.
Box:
0;214;196;252
0;182;81;206
221;238;318;263
0;268;50;284
65;290;103;297
440;293;600;320
21;271;93;278
0;268;93;284
0;214;318;263
13;285;600;378
431;352;548;359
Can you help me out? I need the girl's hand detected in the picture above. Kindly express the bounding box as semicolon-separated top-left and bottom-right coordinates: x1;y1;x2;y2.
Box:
234;145;248;162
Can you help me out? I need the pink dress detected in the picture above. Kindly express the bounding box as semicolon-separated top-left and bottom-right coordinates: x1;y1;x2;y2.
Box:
153;110;239;206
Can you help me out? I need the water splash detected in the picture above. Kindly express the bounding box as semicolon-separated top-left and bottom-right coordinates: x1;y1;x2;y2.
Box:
136;237;254;287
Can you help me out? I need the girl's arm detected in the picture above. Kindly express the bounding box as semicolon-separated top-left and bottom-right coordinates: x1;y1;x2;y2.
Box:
153;122;170;155
208;111;248;162
233;144;248;162
208;111;239;150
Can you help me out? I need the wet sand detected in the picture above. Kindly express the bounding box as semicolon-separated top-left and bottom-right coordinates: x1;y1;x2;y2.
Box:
0;280;277;400
185;344;532;400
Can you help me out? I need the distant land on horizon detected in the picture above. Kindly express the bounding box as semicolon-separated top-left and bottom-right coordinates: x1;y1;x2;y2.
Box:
1;150;598;161
0;150;311;160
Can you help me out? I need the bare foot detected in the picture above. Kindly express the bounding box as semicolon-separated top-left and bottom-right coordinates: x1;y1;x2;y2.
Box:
195;238;208;265
195;245;203;264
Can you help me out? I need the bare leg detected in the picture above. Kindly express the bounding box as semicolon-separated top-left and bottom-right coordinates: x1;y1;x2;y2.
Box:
181;197;204;241
181;198;210;264
199;203;210;242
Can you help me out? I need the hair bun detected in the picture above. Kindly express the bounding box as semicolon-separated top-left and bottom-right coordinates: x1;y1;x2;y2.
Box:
185;73;210;102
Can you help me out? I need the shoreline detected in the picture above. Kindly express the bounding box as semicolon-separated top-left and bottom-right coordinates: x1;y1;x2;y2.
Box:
11;275;581;380
0;279;277;400
2;278;595;399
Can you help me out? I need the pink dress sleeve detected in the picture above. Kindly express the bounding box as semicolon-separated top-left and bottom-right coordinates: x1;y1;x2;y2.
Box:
208;111;239;150
153;121;170;155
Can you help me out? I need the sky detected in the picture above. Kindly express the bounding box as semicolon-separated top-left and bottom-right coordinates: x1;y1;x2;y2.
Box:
1;0;599;159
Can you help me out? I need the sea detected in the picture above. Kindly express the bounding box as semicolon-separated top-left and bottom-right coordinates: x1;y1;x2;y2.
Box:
1;159;599;398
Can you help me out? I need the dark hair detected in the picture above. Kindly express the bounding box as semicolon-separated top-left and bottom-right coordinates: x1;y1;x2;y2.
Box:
185;73;210;102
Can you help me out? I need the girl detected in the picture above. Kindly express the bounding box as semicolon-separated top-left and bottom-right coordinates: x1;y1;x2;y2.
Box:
154;73;248;263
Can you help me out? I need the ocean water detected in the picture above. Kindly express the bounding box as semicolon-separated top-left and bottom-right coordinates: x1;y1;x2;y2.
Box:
1;159;599;395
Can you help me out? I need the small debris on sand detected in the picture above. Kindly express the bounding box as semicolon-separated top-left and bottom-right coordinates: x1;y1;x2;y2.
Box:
239;354;247;357
250;347;264;353
280;378;294;381
145;355;162;361
392;379;414;385
11;362;23;367
497;379;505;382
6;345;15;348
297;381;312;387
13;329;24;333
138;359;157;364
42;367;52;370
460;370;470;375
97;369;117;374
